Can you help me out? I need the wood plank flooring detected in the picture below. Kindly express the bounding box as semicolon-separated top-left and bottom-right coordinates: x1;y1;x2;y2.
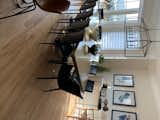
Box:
0;1;70;120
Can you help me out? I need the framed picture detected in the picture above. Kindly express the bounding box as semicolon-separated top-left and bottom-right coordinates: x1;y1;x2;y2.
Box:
113;74;134;87
111;110;137;120
113;90;136;107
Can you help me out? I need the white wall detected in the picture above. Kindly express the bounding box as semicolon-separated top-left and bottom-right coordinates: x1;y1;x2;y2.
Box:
103;60;158;120
148;60;160;120
77;59;159;120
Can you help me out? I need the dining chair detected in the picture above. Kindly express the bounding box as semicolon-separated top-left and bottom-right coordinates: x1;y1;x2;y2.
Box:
37;63;83;98
79;1;96;10
71;0;97;4
51;18;90;32
69;0;96;11
60;8;94;22
41;29;85;62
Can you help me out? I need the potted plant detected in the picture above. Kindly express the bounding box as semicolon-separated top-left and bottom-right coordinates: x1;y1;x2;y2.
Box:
99;54;105;64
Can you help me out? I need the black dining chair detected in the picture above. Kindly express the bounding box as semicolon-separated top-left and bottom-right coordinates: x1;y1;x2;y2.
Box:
37;63;83;98
71;0;97;4
41;29;85;62
56;5;94;32
68;0;96;11
51;18;90;33
78;1;96;11
38;30;85;98
60;8;94;22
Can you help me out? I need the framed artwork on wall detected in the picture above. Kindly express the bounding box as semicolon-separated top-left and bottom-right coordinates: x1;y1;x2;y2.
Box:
111;110;137;120
113;90;136;107
113;74;134;87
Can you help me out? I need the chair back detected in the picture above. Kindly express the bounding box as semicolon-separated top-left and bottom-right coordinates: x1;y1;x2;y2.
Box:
58;64;83;98
80;1;96;10
55;29;84;60
34;0;70;13
76;9;93;20
60;29;85;43
55;40;74;60
67;18;90;31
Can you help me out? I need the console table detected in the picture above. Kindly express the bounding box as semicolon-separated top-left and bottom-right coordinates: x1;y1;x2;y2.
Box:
77;78;103;110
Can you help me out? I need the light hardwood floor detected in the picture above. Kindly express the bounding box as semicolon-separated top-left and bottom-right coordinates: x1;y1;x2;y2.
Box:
0;1;71;120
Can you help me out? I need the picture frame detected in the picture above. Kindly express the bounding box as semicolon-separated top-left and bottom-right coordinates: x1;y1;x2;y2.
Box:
113;74;134;87
111;110;137;120
113;90;136;107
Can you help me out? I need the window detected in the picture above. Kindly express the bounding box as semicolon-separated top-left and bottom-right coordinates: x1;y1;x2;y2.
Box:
107;0;140;10
90;0;143;51
105;13;138;22
126;0;140;9
101;30;141;50
101;31;125;50
126;13;138;21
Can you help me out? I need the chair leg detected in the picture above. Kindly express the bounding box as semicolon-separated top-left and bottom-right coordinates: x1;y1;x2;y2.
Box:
42;88;60;92
48;60;66;64
36;76;58;79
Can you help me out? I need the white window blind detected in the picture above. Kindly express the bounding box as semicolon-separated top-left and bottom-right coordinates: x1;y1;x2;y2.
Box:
101;31;141;50
101;31;125;50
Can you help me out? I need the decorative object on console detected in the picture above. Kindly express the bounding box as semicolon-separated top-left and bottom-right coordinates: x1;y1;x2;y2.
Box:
88;44;99;55
113;74;134;87
102;99;108;111
98;84;108;111
98;9;104;19
88;64;97;75
98;25;102;39
85;80;95;92
111;110;137;120
113;90;136;107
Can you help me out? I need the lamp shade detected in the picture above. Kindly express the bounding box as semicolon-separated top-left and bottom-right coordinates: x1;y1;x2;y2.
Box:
84;26;98;41
35;0;70;13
